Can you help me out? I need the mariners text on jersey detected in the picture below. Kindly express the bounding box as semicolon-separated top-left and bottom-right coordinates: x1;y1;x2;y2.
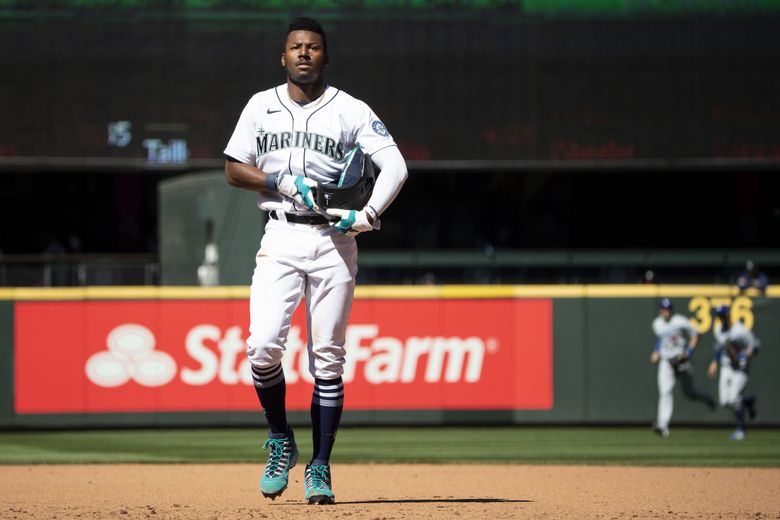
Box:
257;129;345;161
224;84;397;214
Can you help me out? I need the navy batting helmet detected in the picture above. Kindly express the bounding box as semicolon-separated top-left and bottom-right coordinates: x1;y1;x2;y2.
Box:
714;304;730;318
316;147;376;212
659;298;673;310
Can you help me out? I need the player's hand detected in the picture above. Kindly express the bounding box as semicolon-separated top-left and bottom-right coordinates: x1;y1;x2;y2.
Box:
650;351;660;364
277;174;319;211
669;353;689;370
707;360;718;378
326;208;375;236
736;351;748;369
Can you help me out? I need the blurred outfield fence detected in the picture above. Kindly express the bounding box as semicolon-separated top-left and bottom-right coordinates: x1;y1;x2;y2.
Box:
1;249;779;287
1;286;777;429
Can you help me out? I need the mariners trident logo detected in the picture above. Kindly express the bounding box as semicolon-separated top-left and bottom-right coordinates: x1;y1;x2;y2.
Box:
85;324;177;388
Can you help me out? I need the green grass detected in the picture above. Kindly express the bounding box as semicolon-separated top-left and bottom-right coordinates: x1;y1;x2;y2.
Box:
0;427;779;467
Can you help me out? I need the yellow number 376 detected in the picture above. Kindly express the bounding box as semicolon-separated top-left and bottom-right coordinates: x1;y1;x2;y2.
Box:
688;296;754;334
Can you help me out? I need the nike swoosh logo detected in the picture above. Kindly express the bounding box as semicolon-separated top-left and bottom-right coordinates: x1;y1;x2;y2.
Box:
267;108;282;114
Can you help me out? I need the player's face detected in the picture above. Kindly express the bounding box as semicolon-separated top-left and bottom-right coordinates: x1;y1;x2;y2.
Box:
282;30;328;85
660;308;671;321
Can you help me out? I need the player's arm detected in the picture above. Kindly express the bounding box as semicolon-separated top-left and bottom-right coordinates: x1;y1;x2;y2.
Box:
683;321;699;355
326;146;408;235
750;335;760;358
224;155;278;194
223;98;273;193
650;321;661;363
224;155;319;210
365;146;408;218
707;358;719;378
707;341;722;378
743;331;760;359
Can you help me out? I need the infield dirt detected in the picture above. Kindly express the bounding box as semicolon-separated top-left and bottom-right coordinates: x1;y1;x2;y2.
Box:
1;464;778;519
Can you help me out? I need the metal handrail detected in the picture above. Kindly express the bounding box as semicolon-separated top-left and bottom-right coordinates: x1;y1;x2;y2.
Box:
0;250;775;286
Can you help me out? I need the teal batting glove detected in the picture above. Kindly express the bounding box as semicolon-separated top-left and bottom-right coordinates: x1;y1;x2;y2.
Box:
277;174;320;211
326;208;375;236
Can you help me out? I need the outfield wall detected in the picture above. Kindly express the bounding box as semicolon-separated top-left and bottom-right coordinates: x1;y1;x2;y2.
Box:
0;286;777;429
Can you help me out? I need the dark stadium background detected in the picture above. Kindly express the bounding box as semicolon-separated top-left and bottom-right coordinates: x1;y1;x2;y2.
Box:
0;2;778;284
2;3;780;482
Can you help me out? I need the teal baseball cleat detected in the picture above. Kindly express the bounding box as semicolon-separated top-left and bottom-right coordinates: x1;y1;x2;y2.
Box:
260;429;298;500
304;464;335;505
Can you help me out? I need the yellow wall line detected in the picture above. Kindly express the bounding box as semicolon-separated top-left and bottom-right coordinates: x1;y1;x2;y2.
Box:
0;285;773;300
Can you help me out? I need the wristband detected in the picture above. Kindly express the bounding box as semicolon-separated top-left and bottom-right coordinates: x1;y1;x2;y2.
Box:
685;346;694;357
365;204;378;224
266;173;278;192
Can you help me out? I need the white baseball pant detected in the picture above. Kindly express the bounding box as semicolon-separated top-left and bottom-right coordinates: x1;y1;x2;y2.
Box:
246;218;358;380
718;364;748;408
656;358;676;430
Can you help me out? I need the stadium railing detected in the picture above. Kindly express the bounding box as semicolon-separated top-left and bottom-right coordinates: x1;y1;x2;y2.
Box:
0;250;777;287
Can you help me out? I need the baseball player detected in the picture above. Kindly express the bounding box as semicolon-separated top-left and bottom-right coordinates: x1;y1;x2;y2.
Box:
223;18;408;504
737;259;769;296
650;298;715;438
707;304;759;441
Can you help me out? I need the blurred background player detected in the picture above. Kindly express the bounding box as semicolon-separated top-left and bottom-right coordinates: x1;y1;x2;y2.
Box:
197;219;219;286
737;259;769;296
650;298;715;438
708;304;759;441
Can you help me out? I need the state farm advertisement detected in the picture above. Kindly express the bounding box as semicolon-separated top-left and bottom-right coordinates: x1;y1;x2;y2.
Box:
14;299;552;414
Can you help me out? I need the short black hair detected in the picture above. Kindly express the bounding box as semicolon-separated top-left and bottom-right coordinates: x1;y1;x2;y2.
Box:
287;17;327;53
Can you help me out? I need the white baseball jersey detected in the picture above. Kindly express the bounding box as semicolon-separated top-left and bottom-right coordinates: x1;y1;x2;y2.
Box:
224;84;397;214
714;321;757;369
652;314;697;360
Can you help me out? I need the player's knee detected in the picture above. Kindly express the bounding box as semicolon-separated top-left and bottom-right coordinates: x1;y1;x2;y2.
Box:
306;342;346;380
308;354;345;380
245;335;285;368
309;363;344;380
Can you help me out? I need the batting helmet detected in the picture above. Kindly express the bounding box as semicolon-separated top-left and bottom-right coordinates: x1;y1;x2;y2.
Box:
659;298;673;310
316;147;376;212
714;304;730;318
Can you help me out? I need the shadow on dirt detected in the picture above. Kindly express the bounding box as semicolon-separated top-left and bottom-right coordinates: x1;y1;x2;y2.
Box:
282;498;532;505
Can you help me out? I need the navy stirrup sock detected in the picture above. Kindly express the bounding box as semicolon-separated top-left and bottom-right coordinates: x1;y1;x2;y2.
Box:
310;376;344;465
251;363;289;436
734;407;746;432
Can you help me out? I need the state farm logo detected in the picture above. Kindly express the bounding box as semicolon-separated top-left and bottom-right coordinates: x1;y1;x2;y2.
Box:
85;323;496;388
284;325;493;385
85;324;177;387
